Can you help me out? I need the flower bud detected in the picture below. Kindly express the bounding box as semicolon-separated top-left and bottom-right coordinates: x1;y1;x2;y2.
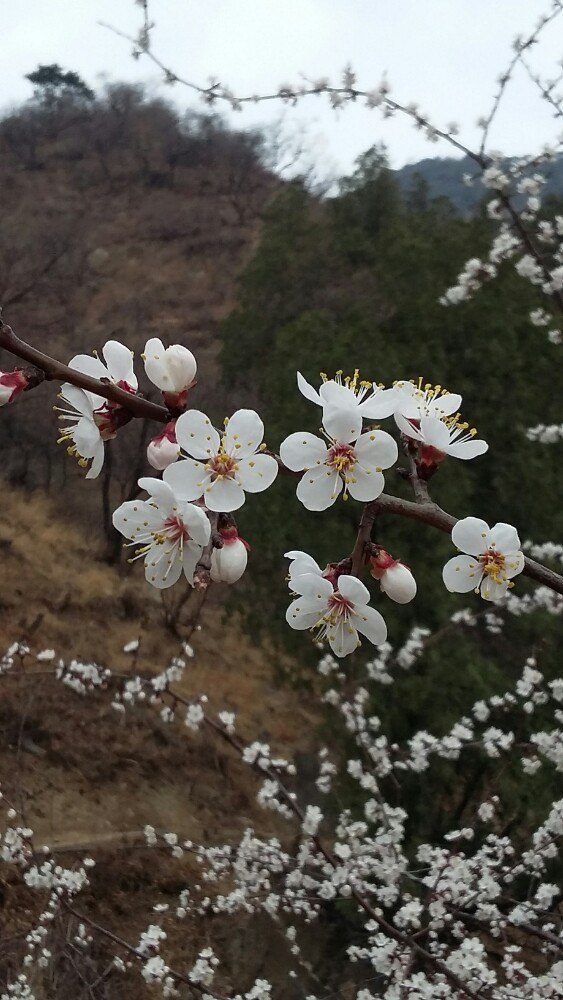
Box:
370;549;417;604
144;338;197;405
0;369;28;405
211;527;249;584
147;420;180;471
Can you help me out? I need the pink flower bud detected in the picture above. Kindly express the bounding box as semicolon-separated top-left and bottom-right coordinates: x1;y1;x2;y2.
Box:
211;527;249;584
0;369;28;405
147;420;180;471
370;549;417;604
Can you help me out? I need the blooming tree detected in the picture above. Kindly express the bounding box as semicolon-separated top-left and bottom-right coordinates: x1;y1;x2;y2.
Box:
1;1;563;997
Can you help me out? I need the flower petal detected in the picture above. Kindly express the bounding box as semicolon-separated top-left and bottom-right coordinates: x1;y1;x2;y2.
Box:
163;459;209;502
297;371;322;405
346;467;385;502
290;573;334;600
143;337;167;390
236;454;278;493
359;386;398;419
480;577;509;602
352;605;388;646
144;544;183;589
394;411;424;442
336;574;370;607
328;620;359;658
204;476;246;512
354;429;398;469
442;554;483;593
296;466;342;511
60;383;94;418
182;541;203;584
138;477;176;512
447;438;488;460
487;522;521;554
86;440;105;479
419;416;451;451
175;409;220;459
286;597;326;630
322;406;362;443
225;409;265;458
180;501;211;546
504;550;525;579
102;340;137;388
279;432;327;471
452;517;490;556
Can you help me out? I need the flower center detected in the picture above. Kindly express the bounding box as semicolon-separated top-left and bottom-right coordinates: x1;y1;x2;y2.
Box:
208;450;238;480
162;515;190;544
327;592;354;619
327;443;356;475
479;548;506;583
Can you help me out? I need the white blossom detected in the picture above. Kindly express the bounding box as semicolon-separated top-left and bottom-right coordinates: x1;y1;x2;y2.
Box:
443;517;525;602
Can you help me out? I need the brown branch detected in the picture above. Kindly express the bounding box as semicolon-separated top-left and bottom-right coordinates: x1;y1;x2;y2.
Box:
0;316;169;423
373;493;563;596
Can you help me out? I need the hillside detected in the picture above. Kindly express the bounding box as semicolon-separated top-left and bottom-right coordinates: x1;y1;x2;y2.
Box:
392;152;563;214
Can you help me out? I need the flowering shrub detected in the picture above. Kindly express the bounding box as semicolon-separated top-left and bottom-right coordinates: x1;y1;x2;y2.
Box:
1;1;563;997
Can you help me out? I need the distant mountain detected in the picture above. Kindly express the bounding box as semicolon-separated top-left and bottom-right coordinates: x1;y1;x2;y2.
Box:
392;153;563;215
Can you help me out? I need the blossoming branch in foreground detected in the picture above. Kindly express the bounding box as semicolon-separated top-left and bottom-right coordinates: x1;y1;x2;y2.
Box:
286;571;387;657
443;516;525;602
280;407;397;510
113;477;211;588
163;408;278;512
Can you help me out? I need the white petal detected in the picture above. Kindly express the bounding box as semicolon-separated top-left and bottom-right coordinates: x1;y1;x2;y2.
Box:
112;500;162;539
328;620;359;658
480;577;509;602
447;438;488;460
279;432;327;471
86;440;105;479
432;392;462;417
138;476;176;512
286;597;326;630
204;476;245;512
143;338;167;390
296;466;342;511
182;542;202;584
180;501;211;546
419;416;451;451
144;544;183;589
452;517;490;556
359;386;398;419
380;564;417;604
442;555;483;593
346;467;385;502
322;405;362;443
319;382;357;410
165;345;197;391
102;340;137;388
175;409;220;459
336;574;370;607
352;605;388;646
68;355;108;407
297;371;322;405
290;573;334;600
163;458;209;502
354;429;398;469
394;411;424;442
487;522;521;554
210;539;247;584
504;550;525;579
225;409;265;458
73;416;101;456
60;383;94;418
236;454;278;493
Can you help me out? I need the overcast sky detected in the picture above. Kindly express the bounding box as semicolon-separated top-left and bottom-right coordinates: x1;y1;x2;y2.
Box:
3;1;563;177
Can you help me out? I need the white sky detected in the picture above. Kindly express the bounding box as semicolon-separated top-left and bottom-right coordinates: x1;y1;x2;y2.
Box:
3;1;563;175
